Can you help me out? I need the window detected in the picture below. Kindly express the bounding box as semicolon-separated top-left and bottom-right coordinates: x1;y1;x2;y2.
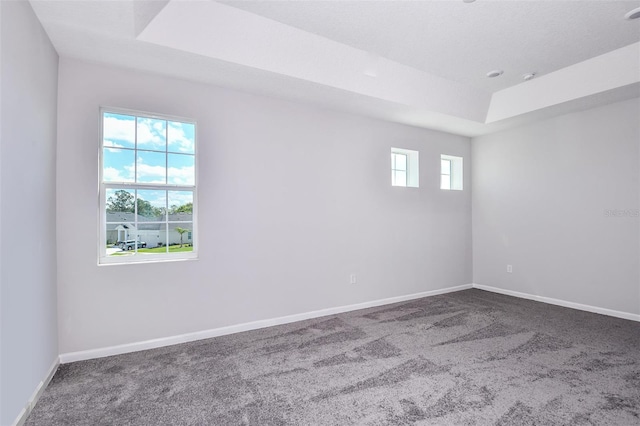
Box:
441;154;463;190
100;108;197;264
391;148;419;187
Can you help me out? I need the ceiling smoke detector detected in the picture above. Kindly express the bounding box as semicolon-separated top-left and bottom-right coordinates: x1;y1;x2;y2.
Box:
523;73;536;81
463;0;476;3
486;70;503;78
625;7;640;20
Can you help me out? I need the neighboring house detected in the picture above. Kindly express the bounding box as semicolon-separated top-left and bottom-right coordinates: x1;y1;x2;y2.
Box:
106;212;192;247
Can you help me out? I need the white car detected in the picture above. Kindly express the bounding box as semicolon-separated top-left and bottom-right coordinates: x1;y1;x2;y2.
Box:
118;240;147;250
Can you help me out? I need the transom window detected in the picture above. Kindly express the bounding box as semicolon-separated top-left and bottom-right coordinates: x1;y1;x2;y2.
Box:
391;147;419;188
441;154;463;191
99;108;197;264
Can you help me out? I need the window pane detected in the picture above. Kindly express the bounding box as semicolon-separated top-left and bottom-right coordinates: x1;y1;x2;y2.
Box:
137;117;167;151
397;171;407;186
137;190;166;218
137;223;168;253
168;191;193;221
105;223;139;257
397;154;407;171
106;223;125;249
103;113;135;149
103;148;135;182
441;175;451;190
168;153;195;185
106;188;135;216
105;188;136;256
393;153;407;171
169;223;193;252
168;121;195;154
137;150;167;184
393;170;407;186
441;159;451;175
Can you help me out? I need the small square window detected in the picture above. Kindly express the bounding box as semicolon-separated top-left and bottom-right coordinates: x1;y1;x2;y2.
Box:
391;148;419;188
441;154;463;190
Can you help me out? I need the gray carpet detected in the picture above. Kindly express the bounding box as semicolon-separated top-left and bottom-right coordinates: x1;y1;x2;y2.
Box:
26;289;640;425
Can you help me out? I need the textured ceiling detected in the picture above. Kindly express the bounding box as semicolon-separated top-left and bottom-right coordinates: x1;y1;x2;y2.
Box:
221;0;640;92
28;0;640;136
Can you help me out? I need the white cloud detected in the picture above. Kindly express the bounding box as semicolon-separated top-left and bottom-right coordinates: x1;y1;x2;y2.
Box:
103;167;128;182
137;118;166;149
168;166;195;185
103;116;135;146
134;162;166;184
168;122;195;153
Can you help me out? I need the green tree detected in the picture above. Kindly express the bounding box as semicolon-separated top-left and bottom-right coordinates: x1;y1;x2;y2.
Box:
175;227;189;248
107;190;162;217
136;199;161;217
169;202;193;214
174;202;193;214
106;190;134;213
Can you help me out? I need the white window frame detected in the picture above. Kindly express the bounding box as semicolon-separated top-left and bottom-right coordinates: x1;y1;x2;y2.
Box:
98;107;198;265
391;147;419;188
441;154;463;191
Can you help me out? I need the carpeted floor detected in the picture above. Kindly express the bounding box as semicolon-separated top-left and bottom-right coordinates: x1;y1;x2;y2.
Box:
26;289;640;425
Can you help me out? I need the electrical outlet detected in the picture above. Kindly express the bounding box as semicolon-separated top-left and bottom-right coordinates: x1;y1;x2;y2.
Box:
350;274;357;284
507;265;513;273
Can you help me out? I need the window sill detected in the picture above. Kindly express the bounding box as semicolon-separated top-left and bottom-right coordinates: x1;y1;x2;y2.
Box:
98;252;198;266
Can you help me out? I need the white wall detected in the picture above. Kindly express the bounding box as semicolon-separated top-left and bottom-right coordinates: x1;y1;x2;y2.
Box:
473;98;640;315
57;59;472;354
0;1;59;424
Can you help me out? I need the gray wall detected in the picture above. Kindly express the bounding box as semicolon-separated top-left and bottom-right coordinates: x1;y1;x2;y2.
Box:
0;1;59;424
473;98;640;315
56;58;472;354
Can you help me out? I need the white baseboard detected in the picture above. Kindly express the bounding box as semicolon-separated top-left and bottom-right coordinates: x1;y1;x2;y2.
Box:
13;357;60;426
472;283;640;322
59;284;472;364
57;282;639;365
